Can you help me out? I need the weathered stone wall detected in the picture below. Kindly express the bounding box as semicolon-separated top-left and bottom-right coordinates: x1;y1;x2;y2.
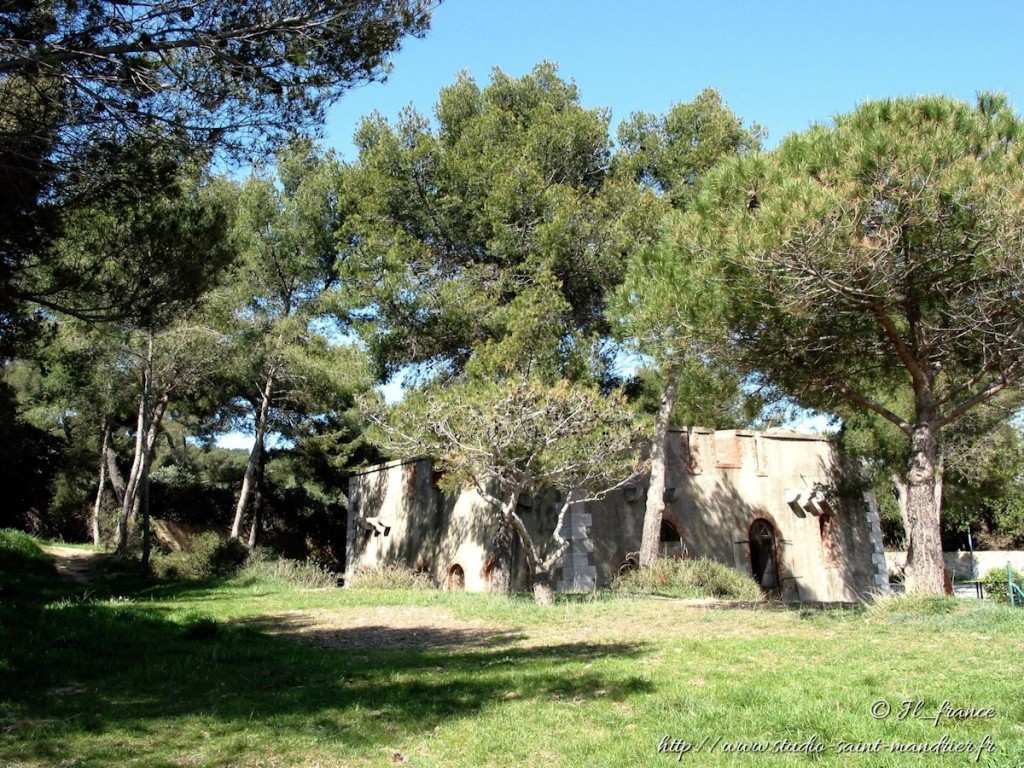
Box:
347;458;562;592
346;429;884;602
583;429;881;602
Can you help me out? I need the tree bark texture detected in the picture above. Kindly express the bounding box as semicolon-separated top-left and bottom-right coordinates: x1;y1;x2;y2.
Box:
531;568;554;606
114;394;168;555
902;422;946;594
489;515;514;594
639;372;678;567
91;421;109;547
104;433;127;507
248;445;268;548
115;334;153;557
140;436;153;570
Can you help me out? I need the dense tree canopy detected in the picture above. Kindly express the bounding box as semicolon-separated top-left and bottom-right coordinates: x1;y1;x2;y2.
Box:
0;0;435;354
0;0;434;157
612;90;762;567
658;94;1024;593
212;141;370;542
336;62;660;384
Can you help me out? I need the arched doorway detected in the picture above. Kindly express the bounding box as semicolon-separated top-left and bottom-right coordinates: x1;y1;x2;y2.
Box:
748;518;779;589
659;519;685;558
447;563;465;591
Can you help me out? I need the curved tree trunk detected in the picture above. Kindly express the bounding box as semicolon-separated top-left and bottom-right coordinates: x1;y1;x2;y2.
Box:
115;404;147;556
639;370;678;567
114;332;170;558
104;430;127;508
115;336;152;558
489;508;515;594
902;421;945;594
91;420;110;547
531;568;554;605
140;432;153;571
231;372;274;540
503;500;555;606
248;445;268;548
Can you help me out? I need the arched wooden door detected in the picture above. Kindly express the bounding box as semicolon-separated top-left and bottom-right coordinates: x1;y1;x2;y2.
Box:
748;518;780;589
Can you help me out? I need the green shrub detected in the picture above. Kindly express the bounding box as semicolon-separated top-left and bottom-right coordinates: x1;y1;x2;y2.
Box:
237;547;338;589
0;529;56;592
346;563;435;590
151;533;249;580
0;529;49;563
979;565;1024;604
611;557;762;601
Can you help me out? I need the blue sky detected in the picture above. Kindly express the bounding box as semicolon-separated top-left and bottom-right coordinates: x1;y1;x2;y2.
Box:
323;0;1024;158
222;1;1024;447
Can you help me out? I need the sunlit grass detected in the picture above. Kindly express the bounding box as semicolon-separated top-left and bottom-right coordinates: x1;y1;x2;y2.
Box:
1;532;1022;767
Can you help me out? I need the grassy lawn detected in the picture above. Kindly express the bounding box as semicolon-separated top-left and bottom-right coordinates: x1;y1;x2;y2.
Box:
1;534;1022;767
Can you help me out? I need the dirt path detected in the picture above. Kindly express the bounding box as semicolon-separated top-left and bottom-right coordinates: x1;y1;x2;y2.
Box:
253;598;791;653
42;546;105;584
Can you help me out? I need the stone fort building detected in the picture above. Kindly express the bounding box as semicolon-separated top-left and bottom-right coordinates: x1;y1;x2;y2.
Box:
346;428;890;602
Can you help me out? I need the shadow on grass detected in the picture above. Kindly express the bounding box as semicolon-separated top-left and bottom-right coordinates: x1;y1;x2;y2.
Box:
0;562;655;765
245;612;529;651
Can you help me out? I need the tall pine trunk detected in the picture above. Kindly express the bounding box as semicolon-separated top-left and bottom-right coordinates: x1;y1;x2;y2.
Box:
901;421;945;594
115;335;152;558
104;433;126;508
231;372;274;540
140;429;153;570
91;420;110;547
248;445;267;548
489;516;513;594
639;370;678;567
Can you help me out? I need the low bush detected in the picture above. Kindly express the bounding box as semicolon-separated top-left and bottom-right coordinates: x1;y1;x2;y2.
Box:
0;529;50;564
978;565;1024;604
150;533;249;580
346;563;435;590
611;557;762;601
237;547;338;589
0;529;56;593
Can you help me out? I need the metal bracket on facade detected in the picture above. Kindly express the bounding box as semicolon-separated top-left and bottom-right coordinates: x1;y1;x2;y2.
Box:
785;488;832;518
358;517;391;537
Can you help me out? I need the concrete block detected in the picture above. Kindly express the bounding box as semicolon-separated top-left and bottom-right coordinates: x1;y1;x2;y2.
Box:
571;552;591;568
570;537;595;554
571;511;592;527
564;566;597;592
568;519;591;538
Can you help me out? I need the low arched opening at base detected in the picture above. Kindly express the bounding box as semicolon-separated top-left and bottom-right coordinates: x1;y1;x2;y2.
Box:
447;563;465;591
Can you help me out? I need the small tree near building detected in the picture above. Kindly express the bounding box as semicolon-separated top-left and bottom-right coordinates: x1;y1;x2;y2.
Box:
365;376;646;605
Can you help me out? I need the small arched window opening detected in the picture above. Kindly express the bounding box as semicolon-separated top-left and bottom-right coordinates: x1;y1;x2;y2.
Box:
447;563;465;591
659;519;686;559
748;518;780;589
819;512;839;565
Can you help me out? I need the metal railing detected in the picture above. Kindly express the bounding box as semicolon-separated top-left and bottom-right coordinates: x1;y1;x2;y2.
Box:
1009;562;1024;607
